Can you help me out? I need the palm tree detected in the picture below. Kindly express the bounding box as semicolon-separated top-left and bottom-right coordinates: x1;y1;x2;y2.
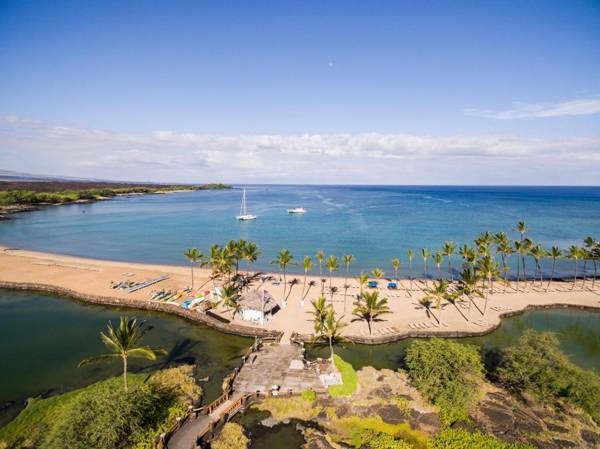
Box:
343;254;354;286
457;267;484;316
421;279;449;323
303;256;313;296
357;272;369;297
459;244;476;269
421;248;431;281
183;248;204;290
442;241;456;281
476;255;500;313
546;246;562;292
225;240;244;276
528;244;546;287
272;249;294;302
352;290;391;335
495;233;513;287
434;252;443;280
79;317;166;391
326;255;339;291
309;296;330;333
316;250;325;277
391;257;401;281
418;296;435;322
220;284;242;319
516;221;528;241
583;237;597;288
243;242;261;273
567;245;584;290
407;249;414;290
371;267;384;285
316;307;348;364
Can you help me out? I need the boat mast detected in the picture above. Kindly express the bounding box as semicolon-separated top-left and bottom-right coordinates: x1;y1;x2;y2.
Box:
240;189;246;216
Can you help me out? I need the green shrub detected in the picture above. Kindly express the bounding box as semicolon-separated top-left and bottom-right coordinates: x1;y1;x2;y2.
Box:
430;428;535;449
359;429;413;449
302;389;317;402
328;354;358;397
496;330;600;424
404;338;484;425
211;422;249;449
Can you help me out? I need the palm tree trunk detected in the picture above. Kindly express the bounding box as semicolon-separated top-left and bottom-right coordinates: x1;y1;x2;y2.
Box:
448;257;453;282
409;261;413;290
190;265;194;290
516;256;521;292
593;260;597;289
572;260;578;290
329;336;334;364
367;318;372;335
123;356;128;392
546;259;556;292
283;267;287;299
303;271;307;295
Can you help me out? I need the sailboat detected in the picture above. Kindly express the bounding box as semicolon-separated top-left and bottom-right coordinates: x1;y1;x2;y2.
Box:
236;189;257;221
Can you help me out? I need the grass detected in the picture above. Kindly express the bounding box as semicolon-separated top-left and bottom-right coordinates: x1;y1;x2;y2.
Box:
252;396;321;421
301;390;317;402
328;354;357;397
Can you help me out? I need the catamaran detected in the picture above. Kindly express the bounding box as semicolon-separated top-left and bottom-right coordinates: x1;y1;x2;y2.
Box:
287;207;307;214
236;189;257;221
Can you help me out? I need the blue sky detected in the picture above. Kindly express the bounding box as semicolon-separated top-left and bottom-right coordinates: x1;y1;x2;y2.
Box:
0;0;599;184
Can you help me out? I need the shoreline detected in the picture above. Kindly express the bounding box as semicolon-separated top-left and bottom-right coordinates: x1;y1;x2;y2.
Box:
1;246;599;344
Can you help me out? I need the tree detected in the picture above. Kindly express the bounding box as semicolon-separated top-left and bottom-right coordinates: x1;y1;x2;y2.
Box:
303;256;313;296
494;233;513;287
183;248;204;290
371;267;384;284
407;249;414;290
457;268;484;316
391;257;401;281
79;317;166;391
442;241;456;281
225;240;244;276
434;251;443;279
421;248;431;281
545;246;562;292
316;307;348;363
326;255;339;291
242;242;261;273
272;249;294;302
476;255;500;313
357;272;369;297
220;284;242;319
352;290;391;335
421;279;450;321
567;245;585;290
343;254;354;286
309;296;330;333
528;244;546;287
316;250;325;277
583;236;598;288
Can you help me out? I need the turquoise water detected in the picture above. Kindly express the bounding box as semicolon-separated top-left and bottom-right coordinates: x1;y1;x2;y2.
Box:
1;185;600;277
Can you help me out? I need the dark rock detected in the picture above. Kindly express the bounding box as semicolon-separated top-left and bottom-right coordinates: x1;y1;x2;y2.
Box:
550;438;577;448
545;422;570;433
375;404;407;424
581;429;600;444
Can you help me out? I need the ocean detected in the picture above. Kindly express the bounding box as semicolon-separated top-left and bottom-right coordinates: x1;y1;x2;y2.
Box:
1;185;599;278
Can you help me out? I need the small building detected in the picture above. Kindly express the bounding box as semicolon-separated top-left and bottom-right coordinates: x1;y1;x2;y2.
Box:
239;289;279;325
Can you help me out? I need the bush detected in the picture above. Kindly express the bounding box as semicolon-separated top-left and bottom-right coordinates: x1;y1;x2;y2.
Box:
404;338;484;425
496;330;600;424
430;428;536;449
211;422;249;449
329;354;358;397
302;389;317;402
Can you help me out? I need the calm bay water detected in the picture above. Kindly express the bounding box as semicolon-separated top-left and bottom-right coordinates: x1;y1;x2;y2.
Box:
1;185;599;277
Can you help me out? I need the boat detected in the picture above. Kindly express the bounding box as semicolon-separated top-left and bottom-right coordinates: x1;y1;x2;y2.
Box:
236;189;257;221
287;207;307;214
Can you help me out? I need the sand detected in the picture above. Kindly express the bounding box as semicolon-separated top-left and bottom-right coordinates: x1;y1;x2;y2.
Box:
1;245;599;343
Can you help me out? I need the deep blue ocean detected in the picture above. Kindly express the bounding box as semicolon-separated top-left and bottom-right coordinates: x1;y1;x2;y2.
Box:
1;185;599;278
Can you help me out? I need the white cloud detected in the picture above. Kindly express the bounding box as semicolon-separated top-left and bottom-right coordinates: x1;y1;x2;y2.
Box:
464;97;600;120
0;115;599;184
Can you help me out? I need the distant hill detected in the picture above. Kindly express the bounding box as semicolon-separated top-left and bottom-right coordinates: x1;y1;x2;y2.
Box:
0;169;105;183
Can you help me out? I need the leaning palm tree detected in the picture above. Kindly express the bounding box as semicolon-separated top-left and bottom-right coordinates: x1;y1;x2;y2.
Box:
407;249;415;290
357;272;369;298
272;249;294;302
417;296;435;322
441;241;456;281
183;248;204;290
326;255;339;291
546;246;562;292
583;237;597;288
371;268;384;285
79;317;166;391
316;308;348;364
421;279;450;322
303;256;313;295
351;290;391;335
476;255;500;313
516;221;528;242
567;245;584;290
220;284;242;319
457;267;484;316
528;244;546;288
495;235;513;287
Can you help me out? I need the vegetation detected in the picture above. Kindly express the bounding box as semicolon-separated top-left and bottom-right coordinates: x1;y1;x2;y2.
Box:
301;389;317;402
496;330;600;425
78;317;166;391
405;338;484;424
328;354;357;397
183;247;205;290
211;422;249;449
0;182;231;207
0;366;200;449
314;308;348;362
351;290;391;334
430;428;536;449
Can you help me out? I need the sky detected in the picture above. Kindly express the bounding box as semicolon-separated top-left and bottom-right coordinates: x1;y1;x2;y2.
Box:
0;0;599;185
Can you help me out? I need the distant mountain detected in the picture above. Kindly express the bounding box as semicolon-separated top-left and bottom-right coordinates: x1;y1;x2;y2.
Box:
0;169;104;183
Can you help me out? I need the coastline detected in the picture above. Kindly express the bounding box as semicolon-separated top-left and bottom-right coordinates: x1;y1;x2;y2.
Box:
1;246;599;344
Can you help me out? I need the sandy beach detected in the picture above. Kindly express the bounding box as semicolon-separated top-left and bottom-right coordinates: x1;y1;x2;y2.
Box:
1;245;599;343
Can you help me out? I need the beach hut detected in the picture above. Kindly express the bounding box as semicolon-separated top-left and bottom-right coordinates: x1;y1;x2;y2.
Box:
239;289;279;325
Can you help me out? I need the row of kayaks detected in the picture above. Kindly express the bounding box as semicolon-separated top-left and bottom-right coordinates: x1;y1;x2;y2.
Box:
150;288;210;309
111;280;137;290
